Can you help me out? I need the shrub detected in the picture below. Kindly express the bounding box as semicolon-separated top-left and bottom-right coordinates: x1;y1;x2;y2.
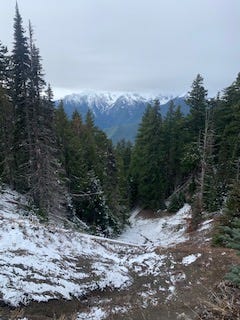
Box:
167;192;185;213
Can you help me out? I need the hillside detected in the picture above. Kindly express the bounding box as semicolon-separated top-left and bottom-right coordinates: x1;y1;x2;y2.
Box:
0;187;239;320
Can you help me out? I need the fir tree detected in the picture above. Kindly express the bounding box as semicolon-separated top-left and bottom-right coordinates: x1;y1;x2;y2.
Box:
214;179;240;287
28;21;45;101
115;139;132;209
55;103;126;234
7;6;70;221
83;109;97;171
78;170;114;235
71;109;84;137
11;3;31;192
67;111;87;216
216;73;240;187
162;101;186;195
130;100;166;209
55;101;71;167
36;88;69;220
186;74;208;140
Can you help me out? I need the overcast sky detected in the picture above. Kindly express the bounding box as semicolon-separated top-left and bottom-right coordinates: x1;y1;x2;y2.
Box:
0;0;239;98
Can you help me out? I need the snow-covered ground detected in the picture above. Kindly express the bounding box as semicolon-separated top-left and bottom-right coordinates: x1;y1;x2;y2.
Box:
0;188;131;306
118;204;191;246
0;187;177;307
0;187;209;319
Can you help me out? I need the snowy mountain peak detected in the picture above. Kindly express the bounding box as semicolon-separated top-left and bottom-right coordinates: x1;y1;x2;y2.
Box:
64;91;119;112
62;91;174;114
58;90;188;142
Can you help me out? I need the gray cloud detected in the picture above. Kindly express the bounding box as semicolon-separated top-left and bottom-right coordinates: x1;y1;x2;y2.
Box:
0;0;239;98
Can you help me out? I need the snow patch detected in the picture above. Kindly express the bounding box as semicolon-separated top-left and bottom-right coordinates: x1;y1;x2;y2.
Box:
182;253;201;266
77;307;107;320
199;219;214;231
118;204;191;247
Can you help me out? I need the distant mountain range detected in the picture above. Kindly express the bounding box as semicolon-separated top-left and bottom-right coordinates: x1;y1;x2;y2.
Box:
57;91;189;143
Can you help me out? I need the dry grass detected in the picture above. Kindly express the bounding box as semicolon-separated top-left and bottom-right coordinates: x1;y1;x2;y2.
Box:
197;281;240;319
9;308;24;319
53;314;78;320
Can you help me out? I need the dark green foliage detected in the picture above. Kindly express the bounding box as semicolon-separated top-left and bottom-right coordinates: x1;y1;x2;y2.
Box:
0;86;15;186
220;219;240;287
12;4;30;101
34;88;68;218
28;21;45;100
162;102;186;195
214;73;240;189
186;74;208;139
214;180;240;245
55;101;72;168
77;170;113;235
130;100;166;209
11;4;31;192
213;179;240;286
115;139;132;210
183;89;218;220
187;177;197;196
203;172;222;212
167;192;185;213
0;6;69;221
181;75;208;185
55;105;128;235
181;142;201;175
35;207;48;222
201;112;221;212
225;266;240;287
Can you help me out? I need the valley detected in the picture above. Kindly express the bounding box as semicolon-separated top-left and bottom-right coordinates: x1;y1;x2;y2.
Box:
0;3;239;320
0;187;238;320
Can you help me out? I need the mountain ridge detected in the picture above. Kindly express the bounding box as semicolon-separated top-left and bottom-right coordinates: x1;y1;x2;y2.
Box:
57;91;189;142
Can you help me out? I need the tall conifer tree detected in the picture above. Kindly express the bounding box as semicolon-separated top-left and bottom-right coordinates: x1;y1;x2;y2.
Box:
130;100;166;209
11;3;31;191
186;74;208;140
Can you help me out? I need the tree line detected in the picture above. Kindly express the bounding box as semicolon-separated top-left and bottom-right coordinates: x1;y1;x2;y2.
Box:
131;72;240;229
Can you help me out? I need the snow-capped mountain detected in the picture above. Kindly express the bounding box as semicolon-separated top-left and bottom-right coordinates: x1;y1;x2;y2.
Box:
64;91;121;113
57;91;188;143
62;90;174;116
